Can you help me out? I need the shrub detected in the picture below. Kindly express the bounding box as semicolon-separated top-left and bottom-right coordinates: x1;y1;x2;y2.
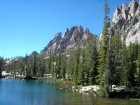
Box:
136;91;140;98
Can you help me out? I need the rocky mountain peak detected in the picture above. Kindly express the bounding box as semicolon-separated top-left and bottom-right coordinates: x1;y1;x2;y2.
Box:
64;28;69;37
65;28;69;34
121;3;128;11
129;0;139;17
70;26;84;43
41;26;91;54
112;0;140;23
114;7;121;18
112;7;121;23
108;0;140;46
136;4;140;15
78;25;84;34
121;3;129;20
40;33;62;54
83;28;90;39
54;32;62;38
132;0;136;2
53;32;62;42
70;26;78;32
85;28;90;34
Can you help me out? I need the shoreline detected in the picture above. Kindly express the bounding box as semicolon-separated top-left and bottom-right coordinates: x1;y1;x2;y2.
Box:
2;77;140;103
37;77;140;103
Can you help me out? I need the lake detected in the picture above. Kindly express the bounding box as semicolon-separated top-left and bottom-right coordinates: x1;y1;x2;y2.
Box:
0;78;139;105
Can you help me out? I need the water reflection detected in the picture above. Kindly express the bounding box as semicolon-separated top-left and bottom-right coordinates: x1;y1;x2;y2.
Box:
0;79;139;105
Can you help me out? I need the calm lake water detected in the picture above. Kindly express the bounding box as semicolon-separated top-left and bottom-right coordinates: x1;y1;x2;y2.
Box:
0;78;139;105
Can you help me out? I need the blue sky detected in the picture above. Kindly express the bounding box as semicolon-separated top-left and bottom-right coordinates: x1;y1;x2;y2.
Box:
0;0;133;58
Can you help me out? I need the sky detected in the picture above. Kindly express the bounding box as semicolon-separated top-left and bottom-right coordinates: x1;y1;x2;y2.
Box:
0;0;133;58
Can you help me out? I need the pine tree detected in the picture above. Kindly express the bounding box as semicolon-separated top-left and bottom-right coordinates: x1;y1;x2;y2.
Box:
97;0;110;97
47;49;55;76
25;57;32;77
48;51;52;74
73;45;81;87
38;54;45;77
111;30;122;86
32;51;38;76
66;51;75;81
55;53;61;78
137;44;140;86
121;37;128;87
127;43;138;87
0;57;4;77
84;35;98;85
24;54;29;76
51;53;55;77
60;53;66;79
78;48;86;85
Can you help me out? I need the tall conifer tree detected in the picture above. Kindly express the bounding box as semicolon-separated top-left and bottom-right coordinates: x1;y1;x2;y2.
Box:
73;42;81;87
97;0;110;97
111;30;122;85
85;35;98;85
137;44;140;86
0;57;4;77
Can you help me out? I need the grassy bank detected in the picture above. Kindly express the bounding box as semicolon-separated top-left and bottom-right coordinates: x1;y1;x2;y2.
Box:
130;98;140;102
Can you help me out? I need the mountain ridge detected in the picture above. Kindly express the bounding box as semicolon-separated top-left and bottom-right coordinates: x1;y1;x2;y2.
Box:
109;0;140;45
40;26;91;54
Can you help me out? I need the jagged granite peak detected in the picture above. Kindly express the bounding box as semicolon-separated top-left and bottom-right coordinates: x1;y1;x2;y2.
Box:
112;0;140;24
78;25;84;34
121;3;128;11
106;0;140;46
85;28;90;34
112;7;122;23
41;26;91;54
63;26;77;42
64;28;69;37
136;3;140;15
132;0;136;2
129;0;139;17
54;32;62;38
40;32;62;54
114;7;121;17
70;26;84;42
83;28;90;39
120;3;129;20
52;32;62;43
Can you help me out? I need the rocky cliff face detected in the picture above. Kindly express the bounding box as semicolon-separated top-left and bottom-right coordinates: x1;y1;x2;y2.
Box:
41;26;91;54
109;0;140;46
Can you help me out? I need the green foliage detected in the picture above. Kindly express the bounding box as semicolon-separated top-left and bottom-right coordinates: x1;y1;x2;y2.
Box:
55;53;61;78
78;49;86;85
104;0;110;24
0;57;4;77
32;51;38;76
136;91;140;98
110;30;122;86
97;0;110;90
96;88;105;97
137;44;140;86
121;38;128;86
73;48;80;87
127;43;138;87
84;35;98;85
60;54;66;79
66;51;75;80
